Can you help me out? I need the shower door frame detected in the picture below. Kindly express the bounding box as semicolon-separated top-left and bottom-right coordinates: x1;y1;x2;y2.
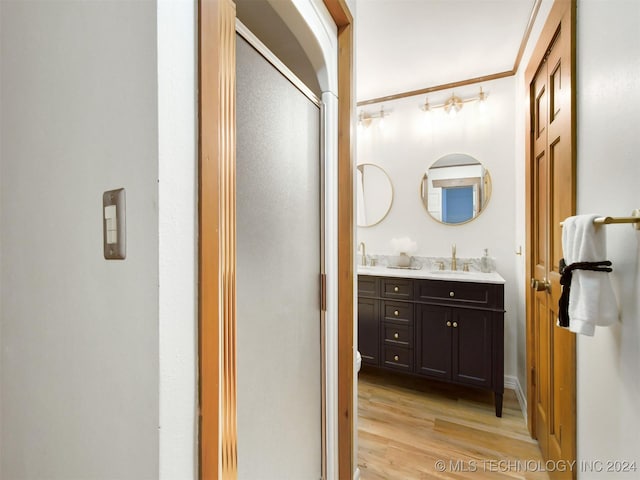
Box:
198;0;354;478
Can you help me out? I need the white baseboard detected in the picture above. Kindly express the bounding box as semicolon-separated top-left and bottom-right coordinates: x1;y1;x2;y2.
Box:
353;467;361;480
504;375;527;425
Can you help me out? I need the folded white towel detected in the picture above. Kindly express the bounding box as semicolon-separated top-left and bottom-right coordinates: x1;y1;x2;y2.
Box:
561;214;618;335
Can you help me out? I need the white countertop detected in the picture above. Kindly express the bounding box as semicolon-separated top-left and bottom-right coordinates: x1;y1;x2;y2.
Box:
357;265;505;284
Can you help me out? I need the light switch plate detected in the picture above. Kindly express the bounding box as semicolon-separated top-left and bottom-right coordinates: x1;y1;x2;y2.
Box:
103;188;126;260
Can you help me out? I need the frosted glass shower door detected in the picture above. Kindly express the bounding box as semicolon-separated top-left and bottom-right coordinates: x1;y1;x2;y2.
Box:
236;34;322;479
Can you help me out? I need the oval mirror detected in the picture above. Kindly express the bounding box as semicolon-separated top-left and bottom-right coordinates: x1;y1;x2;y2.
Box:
357;163;393;227
420;153;492;225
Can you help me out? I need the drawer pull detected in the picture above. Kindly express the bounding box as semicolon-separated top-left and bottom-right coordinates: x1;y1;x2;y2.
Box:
394;310;399;316
394;286;399;292
393;332;399;339
449;291;455;297
446;321;452;327
453;322;458;328
393;355;399;361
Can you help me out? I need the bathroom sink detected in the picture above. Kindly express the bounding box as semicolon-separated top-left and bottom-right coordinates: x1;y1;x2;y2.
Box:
357;265;380;273
427;270;501;283
431;270;470;275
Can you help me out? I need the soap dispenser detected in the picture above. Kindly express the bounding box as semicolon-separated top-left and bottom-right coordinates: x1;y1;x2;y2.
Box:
480;248;492;273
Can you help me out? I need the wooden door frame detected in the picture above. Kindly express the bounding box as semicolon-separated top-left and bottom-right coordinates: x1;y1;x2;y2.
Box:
524;0;576;444
198;0;353;478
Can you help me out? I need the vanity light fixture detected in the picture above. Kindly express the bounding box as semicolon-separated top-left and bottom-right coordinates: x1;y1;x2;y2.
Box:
378;106;387;130
358;111;372;129
444;94;463;116
419;87;488;117
358;105;391;129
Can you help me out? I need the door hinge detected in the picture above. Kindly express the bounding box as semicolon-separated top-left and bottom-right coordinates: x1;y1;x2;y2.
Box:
531;367;536;386
320;273;327;312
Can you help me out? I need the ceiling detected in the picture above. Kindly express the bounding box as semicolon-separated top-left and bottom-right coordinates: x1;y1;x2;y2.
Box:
355;0;537;102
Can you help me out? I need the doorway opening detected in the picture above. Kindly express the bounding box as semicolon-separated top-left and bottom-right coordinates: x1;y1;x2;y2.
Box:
197;0;354;478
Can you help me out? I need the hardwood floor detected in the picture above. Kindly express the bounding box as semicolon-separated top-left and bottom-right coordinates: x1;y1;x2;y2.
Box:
358;368;550;480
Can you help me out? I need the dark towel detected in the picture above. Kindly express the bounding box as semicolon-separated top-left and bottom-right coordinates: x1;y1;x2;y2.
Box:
558;258;613;327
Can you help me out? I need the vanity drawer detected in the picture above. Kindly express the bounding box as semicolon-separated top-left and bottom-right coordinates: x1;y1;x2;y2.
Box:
416;280;499;308
358;275;377;297
381;277;413;300
383;346;413;371
383;322;412;347
382;301;413;323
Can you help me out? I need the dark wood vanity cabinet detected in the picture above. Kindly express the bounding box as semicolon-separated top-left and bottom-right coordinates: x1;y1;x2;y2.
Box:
358;275;505;416
381;299;414;372
417;306;493;388
357;296;379;366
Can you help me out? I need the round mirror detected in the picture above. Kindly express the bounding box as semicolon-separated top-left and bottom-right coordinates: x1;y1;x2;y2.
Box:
357;163;393;227
420;153;492;225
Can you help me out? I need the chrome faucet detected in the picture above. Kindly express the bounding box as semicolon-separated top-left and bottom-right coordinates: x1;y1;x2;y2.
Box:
358;242;367;266
451;243;457;271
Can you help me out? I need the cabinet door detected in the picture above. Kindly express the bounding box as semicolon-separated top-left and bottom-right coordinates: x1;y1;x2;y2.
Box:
358;275;377;297
416;305;452;379
358;297;379;366
452;309;492;387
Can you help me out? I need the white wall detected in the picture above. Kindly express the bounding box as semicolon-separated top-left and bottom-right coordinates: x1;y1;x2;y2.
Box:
1;2;159;478
357;76;519;379
575;0;640;476
157;1;197;478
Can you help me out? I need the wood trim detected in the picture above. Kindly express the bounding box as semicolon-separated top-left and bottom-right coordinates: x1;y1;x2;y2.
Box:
337;23;354;480
524;0;576;442
323;1;354;478
199;1;236;479
357;71;513;107
512;0;543;73
356;0;543;107
324;0;352;27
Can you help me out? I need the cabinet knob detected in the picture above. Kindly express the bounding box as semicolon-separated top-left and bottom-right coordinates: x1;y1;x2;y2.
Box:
393;355;399;361
394;286;399;292
446;321;452;327
394;310;399;316
393;332;399;339
449;291;455;297
453;322;458;328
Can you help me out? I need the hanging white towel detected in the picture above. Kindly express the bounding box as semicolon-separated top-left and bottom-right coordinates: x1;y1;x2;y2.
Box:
561;214;618;335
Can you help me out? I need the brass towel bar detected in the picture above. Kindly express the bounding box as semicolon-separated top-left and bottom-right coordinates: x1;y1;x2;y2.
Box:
560;209;640;230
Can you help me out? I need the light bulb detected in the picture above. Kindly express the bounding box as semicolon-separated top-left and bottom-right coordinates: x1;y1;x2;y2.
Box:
421;98;431;114
478;87;487;113
378;107;386;130
422;111;431;127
